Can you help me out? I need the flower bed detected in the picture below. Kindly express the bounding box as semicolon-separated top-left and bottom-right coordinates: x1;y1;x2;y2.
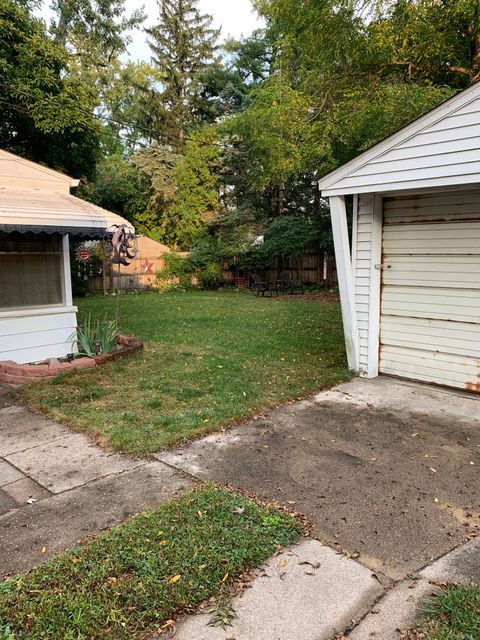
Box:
0;336;143;385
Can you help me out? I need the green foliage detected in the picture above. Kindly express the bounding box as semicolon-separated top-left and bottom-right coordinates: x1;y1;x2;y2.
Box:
156;252;195;289
240;215;329;272
227;77;316;189
0;485;301;640
415;585;480;639
130;144;181;243
0;0;100;178
170;129;223;248
196;262;225;290
147;0;220;148
86;152;149;222
70;312;117;356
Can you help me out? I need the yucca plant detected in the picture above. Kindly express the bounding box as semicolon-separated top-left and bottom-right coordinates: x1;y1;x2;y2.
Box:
69;313;118;356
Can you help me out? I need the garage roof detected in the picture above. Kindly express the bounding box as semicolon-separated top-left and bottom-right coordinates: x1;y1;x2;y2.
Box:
318;81;480;197
0;187;134;238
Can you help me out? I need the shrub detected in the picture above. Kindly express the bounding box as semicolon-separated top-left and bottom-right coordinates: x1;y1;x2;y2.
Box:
197;262;225;290
156;252;195;290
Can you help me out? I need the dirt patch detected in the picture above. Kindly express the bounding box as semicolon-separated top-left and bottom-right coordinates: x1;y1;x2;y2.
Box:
158;397;480;579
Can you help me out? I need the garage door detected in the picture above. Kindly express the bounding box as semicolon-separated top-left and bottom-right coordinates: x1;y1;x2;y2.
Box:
379;190;480;391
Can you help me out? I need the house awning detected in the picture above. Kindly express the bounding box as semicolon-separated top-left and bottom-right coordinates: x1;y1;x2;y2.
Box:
0;187;134;238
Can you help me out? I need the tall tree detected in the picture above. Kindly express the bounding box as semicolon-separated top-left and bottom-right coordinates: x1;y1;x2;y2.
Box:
147;0;220;147
50;0;144;71
0;0;100;178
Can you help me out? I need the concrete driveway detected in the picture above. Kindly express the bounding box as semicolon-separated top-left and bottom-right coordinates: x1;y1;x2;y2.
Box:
158;377;480;579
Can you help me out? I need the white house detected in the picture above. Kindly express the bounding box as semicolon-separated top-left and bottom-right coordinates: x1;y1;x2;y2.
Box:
319;81;480;393
0;149;133;364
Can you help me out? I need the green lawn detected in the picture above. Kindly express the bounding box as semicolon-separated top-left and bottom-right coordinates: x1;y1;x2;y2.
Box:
0;485;301;640
412;585;480;639
20;291;348;456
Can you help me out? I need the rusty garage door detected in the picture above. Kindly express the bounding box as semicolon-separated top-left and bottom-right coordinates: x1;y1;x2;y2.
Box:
379;189;480;391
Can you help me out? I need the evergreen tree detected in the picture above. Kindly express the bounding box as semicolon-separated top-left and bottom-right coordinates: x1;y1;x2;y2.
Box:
147;0;220;148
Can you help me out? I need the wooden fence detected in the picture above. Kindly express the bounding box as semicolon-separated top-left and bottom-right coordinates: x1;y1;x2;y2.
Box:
262;252;337;288
88;236;171;293
87;238;337;292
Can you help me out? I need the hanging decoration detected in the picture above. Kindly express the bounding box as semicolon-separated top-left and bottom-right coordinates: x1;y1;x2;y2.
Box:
75;242;93;280
74;241;109;280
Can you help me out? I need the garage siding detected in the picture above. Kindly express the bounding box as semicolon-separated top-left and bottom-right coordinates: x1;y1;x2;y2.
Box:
320;84;480;196
379;190;480;390
355;193;374;372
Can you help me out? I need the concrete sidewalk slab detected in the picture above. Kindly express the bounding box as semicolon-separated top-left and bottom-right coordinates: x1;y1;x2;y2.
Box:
5;432;144;493
349;579;438;640
315;377;480;427
0;461;192;577
421;536;480;585
0;459;24;486
2;477;52;505
172;539;383;640
157;378;480;578
0;404;69;456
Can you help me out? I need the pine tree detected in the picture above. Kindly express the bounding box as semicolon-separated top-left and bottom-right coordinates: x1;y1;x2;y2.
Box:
147;0;220;148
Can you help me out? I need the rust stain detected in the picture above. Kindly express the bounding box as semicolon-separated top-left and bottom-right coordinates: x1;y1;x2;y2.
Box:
465;360;480;394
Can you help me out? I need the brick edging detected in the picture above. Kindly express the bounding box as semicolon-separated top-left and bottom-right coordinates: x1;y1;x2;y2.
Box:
0;335;143;385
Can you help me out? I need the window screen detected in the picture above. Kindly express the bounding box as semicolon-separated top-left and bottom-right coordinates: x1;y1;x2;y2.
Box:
0;233;63;310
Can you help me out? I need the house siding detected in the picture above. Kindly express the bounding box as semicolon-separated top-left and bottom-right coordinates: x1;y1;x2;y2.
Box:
355;193;373;373
0;308;77;364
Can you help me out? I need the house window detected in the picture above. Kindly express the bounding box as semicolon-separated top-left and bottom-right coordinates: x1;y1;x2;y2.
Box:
0;233;64;310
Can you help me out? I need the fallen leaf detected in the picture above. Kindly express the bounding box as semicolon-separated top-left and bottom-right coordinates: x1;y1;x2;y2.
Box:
278;559;287;568
434;498;439;503
234;507;245;514
470;461;475;465
159;540;169;546
370;457;377;462
299;561;321;569
41;546;47;554
167;575;182;584
411;433;420;437
221;572;229;583
430;467;437;473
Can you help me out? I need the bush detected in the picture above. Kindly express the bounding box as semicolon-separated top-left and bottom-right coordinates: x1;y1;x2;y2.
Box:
156;252;195;290
197;262;225;290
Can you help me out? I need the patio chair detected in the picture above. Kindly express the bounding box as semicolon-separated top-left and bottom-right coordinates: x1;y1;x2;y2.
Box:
277;271;305;294
252;273;277;297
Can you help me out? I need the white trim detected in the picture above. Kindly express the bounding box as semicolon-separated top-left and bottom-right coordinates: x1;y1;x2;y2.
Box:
318;82;480;194
0;305;77;319
366;195;383;378
62;234;73;306
351;194;359;277
330;195;359;370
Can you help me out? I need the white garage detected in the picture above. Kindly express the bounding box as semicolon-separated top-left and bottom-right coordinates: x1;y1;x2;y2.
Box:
319;82;480;392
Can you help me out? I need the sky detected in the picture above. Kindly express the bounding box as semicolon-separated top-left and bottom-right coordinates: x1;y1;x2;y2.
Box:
126;0;264;61
40;0;265;63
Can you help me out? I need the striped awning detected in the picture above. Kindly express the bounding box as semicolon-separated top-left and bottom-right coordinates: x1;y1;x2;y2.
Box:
0;187;134;238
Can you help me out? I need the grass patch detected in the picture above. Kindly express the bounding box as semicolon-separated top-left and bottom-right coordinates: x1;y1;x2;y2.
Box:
19;291;349;456
410;585;480;639
0;485;301;640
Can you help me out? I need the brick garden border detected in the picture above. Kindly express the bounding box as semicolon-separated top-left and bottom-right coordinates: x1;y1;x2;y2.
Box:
0;336;143;385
